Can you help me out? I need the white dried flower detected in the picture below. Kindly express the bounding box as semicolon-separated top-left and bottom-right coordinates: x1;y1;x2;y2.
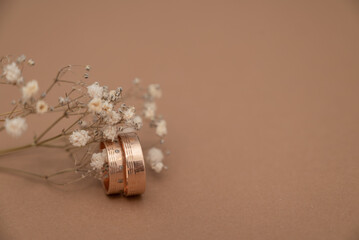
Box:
147;147;164;164
36;100;49;114
105;110;121;125
88;97;102;113
122;106;135;121
103;126;118;141
58;97;69;105
3;62;22;84
144;102;157;120
87;82;103;98
108;90;117;101
90;150;107;170
133;116;143;130
27;59;35;66
17;55;26;63
58;97;64;105
147;147;165;173
102;91;109;100
79;120;88;128
148;84;162;99
22;80;39;101
133;78;141;84
102;101;113;113
156;120;167;137
5;117;28;138
152;162;164;173
102;86;109;99
69;130;91;147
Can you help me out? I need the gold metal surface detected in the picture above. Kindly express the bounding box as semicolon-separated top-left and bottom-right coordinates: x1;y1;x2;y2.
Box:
100;133;146;196
119;133;146;196
101;141;125;195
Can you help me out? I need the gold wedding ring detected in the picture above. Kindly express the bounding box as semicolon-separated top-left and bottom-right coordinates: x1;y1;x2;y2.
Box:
101;133;146;196
101;141;125;195
119;133;146;196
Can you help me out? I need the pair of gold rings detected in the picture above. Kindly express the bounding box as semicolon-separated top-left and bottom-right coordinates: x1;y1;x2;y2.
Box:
101;133;146;196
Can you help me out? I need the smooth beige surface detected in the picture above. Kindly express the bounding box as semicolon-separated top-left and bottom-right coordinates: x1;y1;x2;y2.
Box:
1;1;359;239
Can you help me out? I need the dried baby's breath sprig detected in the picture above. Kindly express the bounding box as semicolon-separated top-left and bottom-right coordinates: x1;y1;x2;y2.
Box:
4;117;28;138
0;55;169;185
146;147;166;173
156;119;167;137
36;100;49;114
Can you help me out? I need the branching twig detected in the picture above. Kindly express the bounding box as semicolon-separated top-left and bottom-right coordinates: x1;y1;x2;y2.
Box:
0;55;168;184
35;113;67;143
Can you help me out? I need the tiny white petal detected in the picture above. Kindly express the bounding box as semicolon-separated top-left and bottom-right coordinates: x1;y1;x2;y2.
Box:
36;100;49;114
88;98;102;113
156;120;167;137
144;102;156;120
146;147;164;166
58;97;65;105
22;80;39;101
3;62;22;84
17;55;26;63
102;101;113;113
108;90;117;101
103;126;118;141
105;110;121;125
87;82;103;98
133;116;143;130
90;149;107;170
133;78;141;84
148;84;162;99
152;162;164;173
122;106;135;121
5;117;28;138
27;59;35;66
69;130;91;147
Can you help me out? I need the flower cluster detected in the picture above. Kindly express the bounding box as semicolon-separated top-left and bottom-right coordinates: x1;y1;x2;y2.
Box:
0;55;169;184
146;147;166;173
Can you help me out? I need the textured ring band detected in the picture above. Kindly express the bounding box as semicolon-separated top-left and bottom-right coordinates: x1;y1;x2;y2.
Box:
119;133;146;196
101;141;125;195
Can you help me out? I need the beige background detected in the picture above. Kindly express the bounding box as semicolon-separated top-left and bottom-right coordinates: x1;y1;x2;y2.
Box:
0;0;359;239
